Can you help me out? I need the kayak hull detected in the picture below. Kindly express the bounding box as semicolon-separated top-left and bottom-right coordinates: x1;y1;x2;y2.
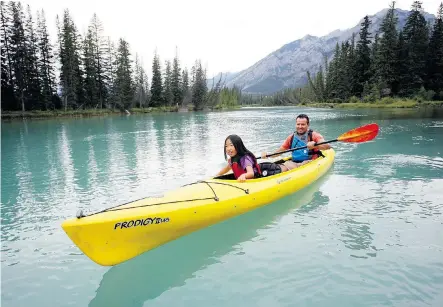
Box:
61;148;335;266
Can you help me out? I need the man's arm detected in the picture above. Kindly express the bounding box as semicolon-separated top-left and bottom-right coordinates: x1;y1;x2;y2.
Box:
307;132;331;150
313;137;331;150
261;135;291;159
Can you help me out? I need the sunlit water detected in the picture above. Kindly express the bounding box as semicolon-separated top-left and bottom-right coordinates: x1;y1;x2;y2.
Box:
2;107;443;307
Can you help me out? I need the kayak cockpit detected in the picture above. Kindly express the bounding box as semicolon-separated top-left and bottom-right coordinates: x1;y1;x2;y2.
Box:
214;157;290;180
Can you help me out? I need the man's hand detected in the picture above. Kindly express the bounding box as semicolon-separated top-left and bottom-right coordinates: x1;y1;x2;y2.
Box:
307;141;316;150
237;174;247;182
261;152;267;159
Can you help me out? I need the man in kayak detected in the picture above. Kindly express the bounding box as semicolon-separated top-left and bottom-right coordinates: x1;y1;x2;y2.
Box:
261;114;331;172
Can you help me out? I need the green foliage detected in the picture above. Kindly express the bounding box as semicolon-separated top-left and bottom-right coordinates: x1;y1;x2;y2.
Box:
355;15;373;95
244;1;442;108
0;1;210;113
1;0;442;113
171;52;182;105
416;85;436;101
163;60;173;106
302;0;443;106
214;87;241;109
349;96;360;103
114;38;133;109
380;96;395;104
191;60;207;110
402;1;430;94
150;51;163;107
426;3;443;97
378;1;399;93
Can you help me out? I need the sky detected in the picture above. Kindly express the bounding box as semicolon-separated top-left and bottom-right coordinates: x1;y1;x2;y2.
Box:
26;0;442;78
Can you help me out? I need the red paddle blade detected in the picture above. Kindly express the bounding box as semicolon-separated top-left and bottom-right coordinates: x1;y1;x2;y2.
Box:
337;123;379;143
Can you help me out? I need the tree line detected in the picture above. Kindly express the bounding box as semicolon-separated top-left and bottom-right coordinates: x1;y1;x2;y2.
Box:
244;1;443;105
1;1;238;113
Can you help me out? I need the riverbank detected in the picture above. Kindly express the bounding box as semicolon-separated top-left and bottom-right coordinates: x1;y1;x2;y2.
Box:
1;106;181;120
1;104;245;120
3;99;442;121
305;99;443;109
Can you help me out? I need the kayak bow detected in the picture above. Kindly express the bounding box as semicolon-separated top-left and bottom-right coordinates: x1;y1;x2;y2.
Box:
61;148;335;266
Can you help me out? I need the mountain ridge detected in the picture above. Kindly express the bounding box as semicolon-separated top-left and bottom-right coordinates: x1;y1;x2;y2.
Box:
224;7;436;94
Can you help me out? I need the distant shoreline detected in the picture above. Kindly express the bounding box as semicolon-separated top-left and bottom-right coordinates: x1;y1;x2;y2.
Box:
2;100;442;121
1;107;179;121
305;100;443;109
0;105;241;120
243;99;443;109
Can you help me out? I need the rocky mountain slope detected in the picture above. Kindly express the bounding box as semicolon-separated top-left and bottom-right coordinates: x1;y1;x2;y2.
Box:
225;8;435;94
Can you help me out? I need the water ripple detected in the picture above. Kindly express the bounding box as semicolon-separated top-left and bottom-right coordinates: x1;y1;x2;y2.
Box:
2;108;443;307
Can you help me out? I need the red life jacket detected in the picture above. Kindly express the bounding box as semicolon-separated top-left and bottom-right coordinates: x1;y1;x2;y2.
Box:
230;155;262;179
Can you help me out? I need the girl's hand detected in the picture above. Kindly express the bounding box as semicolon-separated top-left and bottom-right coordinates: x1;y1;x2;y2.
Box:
237;174;247;182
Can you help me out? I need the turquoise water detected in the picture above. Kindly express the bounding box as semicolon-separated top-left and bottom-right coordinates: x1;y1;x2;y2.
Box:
2;107;443;307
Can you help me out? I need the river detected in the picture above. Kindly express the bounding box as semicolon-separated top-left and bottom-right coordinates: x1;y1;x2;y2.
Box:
2;106;443;307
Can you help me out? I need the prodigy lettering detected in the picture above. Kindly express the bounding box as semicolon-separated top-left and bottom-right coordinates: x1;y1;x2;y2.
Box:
114;217;170;230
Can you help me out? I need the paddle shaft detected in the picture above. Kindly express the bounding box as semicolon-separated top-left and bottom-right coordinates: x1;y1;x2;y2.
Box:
258;139;337;159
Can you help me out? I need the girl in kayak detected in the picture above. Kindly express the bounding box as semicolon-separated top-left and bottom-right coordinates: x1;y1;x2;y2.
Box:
216;134;261;182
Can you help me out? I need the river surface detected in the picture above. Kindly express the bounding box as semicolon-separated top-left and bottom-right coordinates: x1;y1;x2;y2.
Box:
2;107;443;307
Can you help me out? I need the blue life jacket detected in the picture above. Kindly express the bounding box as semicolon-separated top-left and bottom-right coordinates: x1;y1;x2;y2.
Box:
291;130;312;162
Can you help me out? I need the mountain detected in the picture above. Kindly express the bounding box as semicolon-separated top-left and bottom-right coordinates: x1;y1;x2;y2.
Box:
225;8;436;94
206;71;239;89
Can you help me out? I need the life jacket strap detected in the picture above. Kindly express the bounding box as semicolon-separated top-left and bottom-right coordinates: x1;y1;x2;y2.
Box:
289;129;324;159
230;156;262;179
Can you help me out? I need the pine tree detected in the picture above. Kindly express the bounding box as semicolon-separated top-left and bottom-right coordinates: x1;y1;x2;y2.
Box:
326;43;340;99
396;31;409;96
355;15;373;97
114;38;133;109
104;36;117;109
133;53;140;107
58;10;85;110
369;33;381;86
73;22;86;107
378;1;399;94
150;51;163;106
138;63;149;107
163;60;173;106
83;30;98;108
24;4;41;109
181;68;190;105
402;1;429;94
133;53;149;108
336;41;352;99
36;9;56;109
426;3;443;97
348;33;358;97
88;13;107;108
191;59;207;110
0;1;15;109
9;1;28;111
171;50;182;105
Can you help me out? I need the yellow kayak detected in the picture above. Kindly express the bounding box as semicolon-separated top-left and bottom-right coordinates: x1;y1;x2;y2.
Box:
61;148;335;266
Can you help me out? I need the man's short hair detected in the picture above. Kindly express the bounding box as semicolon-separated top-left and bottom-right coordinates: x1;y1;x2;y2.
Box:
296;114;310;124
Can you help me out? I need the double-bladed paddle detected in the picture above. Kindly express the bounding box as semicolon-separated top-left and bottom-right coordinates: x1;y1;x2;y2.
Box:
258;123;379;160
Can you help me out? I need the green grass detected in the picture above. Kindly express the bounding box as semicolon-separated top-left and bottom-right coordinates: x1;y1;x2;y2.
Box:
306;98;443;109
1;106;180;120
213;104;241;110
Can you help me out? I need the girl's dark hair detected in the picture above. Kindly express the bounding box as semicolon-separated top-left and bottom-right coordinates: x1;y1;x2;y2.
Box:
224;134;258;164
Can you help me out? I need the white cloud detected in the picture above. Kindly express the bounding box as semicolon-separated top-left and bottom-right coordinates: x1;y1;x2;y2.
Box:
24;0;442;78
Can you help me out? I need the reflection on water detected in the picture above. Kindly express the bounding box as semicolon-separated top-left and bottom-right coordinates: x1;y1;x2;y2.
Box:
89;174;331;307
1;106;443;307
338;218;376;259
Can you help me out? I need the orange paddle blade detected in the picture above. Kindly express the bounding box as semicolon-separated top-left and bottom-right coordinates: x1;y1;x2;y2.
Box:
337;123;379;143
